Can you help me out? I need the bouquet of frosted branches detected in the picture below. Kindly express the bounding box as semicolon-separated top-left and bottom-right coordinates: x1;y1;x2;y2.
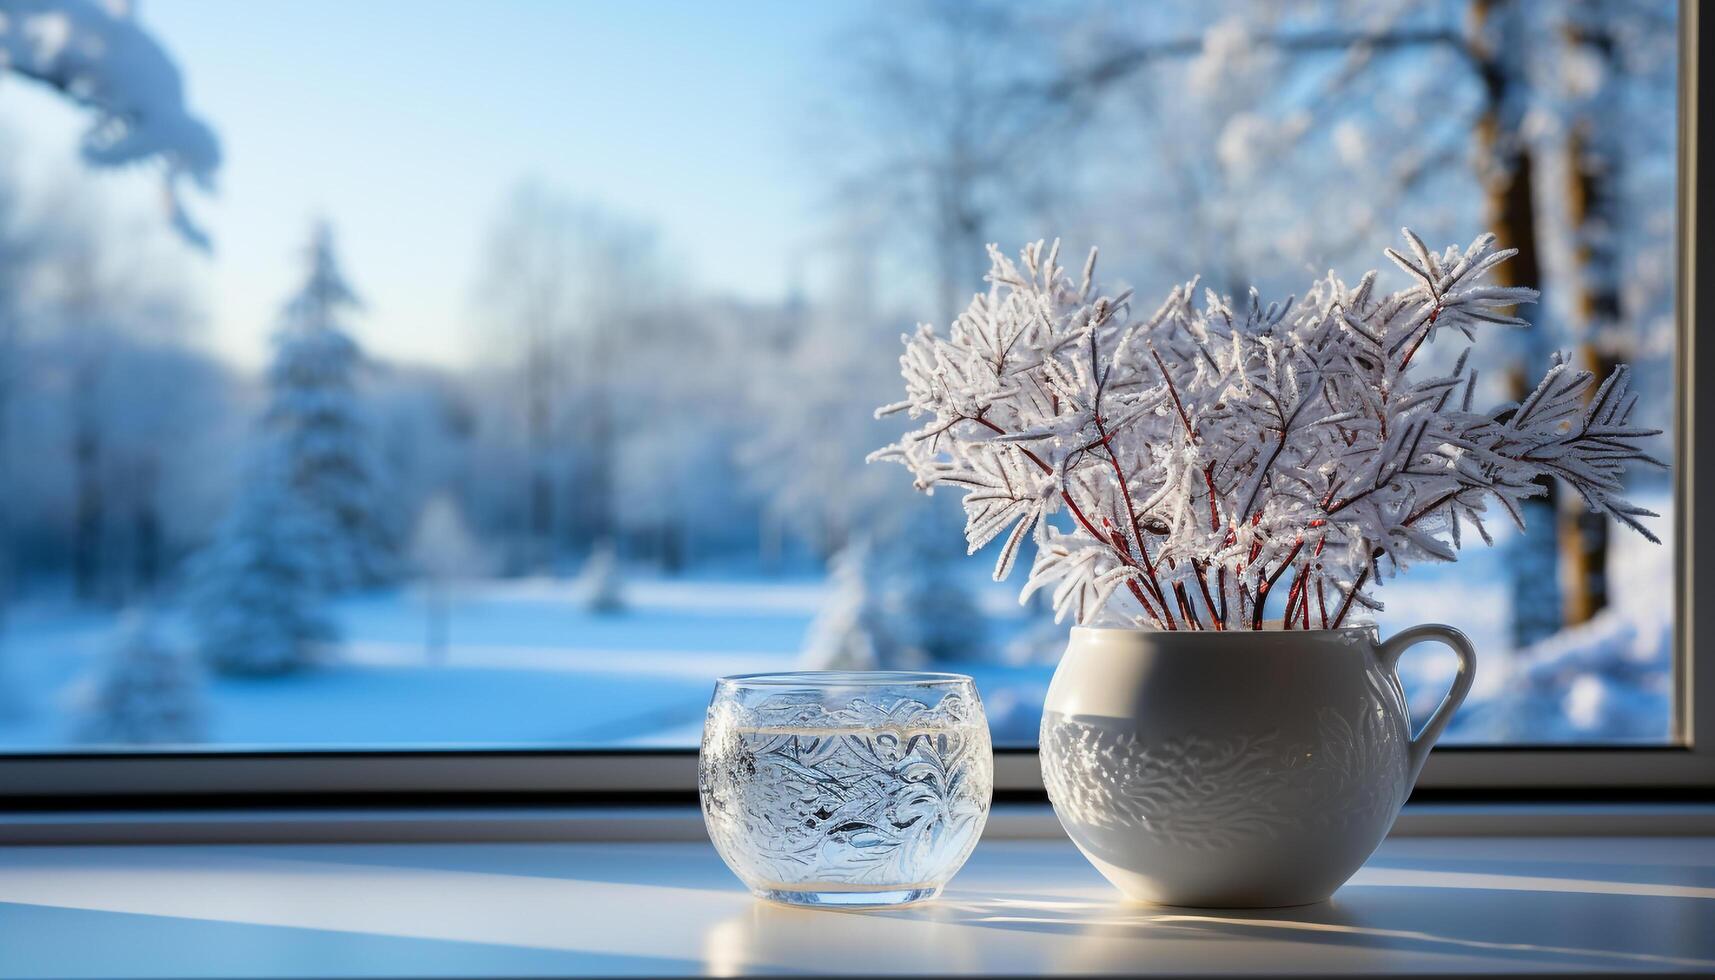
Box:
872;231;1664;631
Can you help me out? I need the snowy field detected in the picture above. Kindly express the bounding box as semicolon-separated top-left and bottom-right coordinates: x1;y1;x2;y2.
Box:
0;577;818;749
0;497;1674;750
0;573;1057;750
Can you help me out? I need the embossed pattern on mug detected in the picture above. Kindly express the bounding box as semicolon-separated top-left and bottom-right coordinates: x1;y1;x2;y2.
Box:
699;692;992;892
1040;673;1407;850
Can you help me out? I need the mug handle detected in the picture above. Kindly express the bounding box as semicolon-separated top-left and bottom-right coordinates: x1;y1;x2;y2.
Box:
1379;624;1476;784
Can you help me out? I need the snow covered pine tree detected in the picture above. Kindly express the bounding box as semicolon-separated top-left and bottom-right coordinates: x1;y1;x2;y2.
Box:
873;231;1664;630
189;451;339;675
878;505;988;663
265;222;398;591
799;534;984;670
75;613;205;745
799;540;908;670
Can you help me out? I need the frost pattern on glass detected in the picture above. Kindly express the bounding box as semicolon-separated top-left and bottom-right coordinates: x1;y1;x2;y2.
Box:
1040;675;1407;850
699;692;992;891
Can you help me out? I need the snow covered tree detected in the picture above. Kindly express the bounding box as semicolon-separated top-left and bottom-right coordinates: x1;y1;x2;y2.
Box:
738;223;993;658
73;612;205;745
576;539;624;614
0;0;220;247
189;449;338;676
883;503;987;663
475;184;663;570
408;493;489;664
737;211;961;561
0;0;222;687
799;535;982;670
888;554;986;664
265;221;397;591
12;195;212;604
0;160;39;688
1547;0;1677;628
1031;0;1676;644
742;303;917;558
475;184;571;571
820;0;1072;326
824;0;1675;648
800;541;914;671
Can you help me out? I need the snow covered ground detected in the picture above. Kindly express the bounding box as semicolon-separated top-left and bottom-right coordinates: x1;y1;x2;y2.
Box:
0;572;1054;749
0;576;805;749
1376;498;1673;743
0;498;1675;750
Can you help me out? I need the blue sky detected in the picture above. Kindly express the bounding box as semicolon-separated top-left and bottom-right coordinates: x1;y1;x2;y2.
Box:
0;0;860;367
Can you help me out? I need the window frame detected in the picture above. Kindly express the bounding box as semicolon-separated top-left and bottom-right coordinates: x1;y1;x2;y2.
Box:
0;3;1709;805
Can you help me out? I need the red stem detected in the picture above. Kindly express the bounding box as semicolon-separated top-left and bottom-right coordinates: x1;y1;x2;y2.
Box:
1330;488;1459;629
1193;560;1223;631
1325;483;1380;516
1331;566;1371;628
1216;565;1230;625
1150;345;1196;440
1148;346;1224;532
969;413;1177;629
1283;568;1305;630
1251;538;1305;630
1095;413;1174;618
1204;465;1221;531
1396;302;1442;372
1174;581;1204;630
1107;526;1165;626
1126;579;1164;627
1284;559;1313;630
1404;489;1461;527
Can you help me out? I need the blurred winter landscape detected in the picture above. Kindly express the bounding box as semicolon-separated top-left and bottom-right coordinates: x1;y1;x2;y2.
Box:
0;499;1672;749
0;0;1680;749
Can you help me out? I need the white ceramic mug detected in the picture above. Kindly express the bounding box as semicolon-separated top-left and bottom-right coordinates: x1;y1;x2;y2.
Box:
1039;624;1474;907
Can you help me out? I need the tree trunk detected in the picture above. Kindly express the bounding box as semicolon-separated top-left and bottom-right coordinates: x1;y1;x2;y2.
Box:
1560;119;1619;624
526;325;553;572
930;7;988;329
0;315;12;701
585;347;614;542
1471;0;1563;647
659;521;684;575
121;456;162;599
133;498;161;597
72;414;102;602
0;317;12;632
933;169;984;329
1557;7;1625;626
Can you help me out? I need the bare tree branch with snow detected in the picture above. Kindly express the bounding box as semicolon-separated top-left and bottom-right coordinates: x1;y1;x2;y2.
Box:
0;0;220;247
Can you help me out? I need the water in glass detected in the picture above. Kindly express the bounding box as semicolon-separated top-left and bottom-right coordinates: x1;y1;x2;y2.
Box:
699;671;992;908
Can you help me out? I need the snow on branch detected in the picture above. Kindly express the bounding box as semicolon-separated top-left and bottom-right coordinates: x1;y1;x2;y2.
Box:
872;230;1664;631
0;0;220;247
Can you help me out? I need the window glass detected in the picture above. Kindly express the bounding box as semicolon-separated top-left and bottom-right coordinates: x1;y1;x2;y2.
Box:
0;0;1677;751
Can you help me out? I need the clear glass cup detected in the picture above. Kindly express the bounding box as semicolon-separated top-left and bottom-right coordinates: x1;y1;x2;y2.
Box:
698;670;993;908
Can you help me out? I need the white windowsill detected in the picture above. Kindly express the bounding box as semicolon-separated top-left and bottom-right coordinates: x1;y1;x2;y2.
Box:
1;801;1712;845
1;833;1712;977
